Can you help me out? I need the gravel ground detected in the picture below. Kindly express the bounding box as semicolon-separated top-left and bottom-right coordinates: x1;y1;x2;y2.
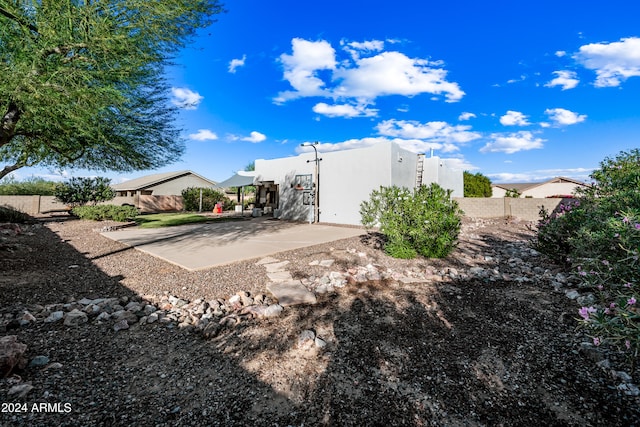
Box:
1;216;639;426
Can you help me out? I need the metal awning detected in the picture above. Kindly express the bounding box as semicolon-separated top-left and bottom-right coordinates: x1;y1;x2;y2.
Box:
216;171;256;188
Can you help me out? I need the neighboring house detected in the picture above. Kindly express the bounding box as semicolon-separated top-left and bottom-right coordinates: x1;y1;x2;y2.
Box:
491;177;589;198
112;170;217;197
220;141;463;226
112;170;217;213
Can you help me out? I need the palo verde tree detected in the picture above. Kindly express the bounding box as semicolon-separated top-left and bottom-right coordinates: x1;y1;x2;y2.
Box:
0;0;224;179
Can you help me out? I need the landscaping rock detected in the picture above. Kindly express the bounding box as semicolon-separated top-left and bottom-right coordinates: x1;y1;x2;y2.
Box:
0;335;28;376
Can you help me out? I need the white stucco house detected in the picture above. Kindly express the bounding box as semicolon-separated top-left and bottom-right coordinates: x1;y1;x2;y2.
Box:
220;141;463;226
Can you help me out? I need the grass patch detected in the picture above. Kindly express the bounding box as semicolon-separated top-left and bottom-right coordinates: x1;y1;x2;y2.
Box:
134;213;245;229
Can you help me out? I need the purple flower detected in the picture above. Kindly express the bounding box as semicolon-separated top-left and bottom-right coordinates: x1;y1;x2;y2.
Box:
624;283;632;288
635;223;640;230
626;340;631;350
623;216;630;223
579;306;597;320
597;285;604;291
593;337;601;346
627;297;637;306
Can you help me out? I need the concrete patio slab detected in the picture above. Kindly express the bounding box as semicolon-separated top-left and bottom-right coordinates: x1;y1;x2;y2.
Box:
100;217;365;271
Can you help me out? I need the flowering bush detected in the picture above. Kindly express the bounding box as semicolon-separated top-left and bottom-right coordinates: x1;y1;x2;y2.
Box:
533;149;640;356
360;183;462;259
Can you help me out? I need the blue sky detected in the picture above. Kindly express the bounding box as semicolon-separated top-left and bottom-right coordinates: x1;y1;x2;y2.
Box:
13;0;640;184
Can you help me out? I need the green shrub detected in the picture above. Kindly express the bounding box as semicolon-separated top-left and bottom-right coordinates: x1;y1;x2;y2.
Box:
54;177;115;207
360;183;463;259
72;205;138;222
533;149;640;355
505;188;521;198
0;176;57;195
181;187;229;211
0;205;31;223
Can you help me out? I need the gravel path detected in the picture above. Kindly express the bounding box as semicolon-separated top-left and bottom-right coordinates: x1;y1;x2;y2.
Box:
1;217;639;426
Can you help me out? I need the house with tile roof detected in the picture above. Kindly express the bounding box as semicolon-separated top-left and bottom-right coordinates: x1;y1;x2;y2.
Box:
112;170;216;197
491;177;589;198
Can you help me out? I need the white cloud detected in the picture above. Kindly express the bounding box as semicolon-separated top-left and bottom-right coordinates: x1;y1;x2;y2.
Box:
334;51;464;102
480;131;545;154
342;39;384;59
275;38;464;106
189;129;218;141
507;75;526;84
545;70;579;90
555;50;567;57
296;137;458;155
500;110;530;126
275;38;337;103
376;119;481;145
171;87;203;110
458;112;476;121
574;37;640;87
544;108;587;126
241;131;267;143
312;102;378;118
228;55;246;73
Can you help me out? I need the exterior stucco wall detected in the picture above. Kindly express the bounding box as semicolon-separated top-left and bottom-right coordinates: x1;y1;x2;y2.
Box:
522;182;584;198
254;142;463;226
320;143;394;225
491;187;507;198
421;157;463;197
254;155;315;222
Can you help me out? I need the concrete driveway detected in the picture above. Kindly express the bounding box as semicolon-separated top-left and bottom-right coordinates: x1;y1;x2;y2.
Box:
100;217;365;271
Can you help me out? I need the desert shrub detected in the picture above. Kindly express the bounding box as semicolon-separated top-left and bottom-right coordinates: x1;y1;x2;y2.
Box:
360;183;463;259
505;188;521;198
181;187;229;211
532;149;640;355
0;176;57;195
54;177;115;207
72;205;138;222
0;205;31;223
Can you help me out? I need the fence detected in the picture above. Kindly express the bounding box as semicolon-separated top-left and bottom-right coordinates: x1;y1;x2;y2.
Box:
453;197;570;221
3;195;569;220
0;195;184;215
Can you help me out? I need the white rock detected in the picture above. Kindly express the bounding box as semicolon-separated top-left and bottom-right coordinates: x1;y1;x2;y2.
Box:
96;312;111;322
146;312;159;324
63;309;88;326
565;290;580;300
44;311;64;323
8;383;33;398
113;319;129;332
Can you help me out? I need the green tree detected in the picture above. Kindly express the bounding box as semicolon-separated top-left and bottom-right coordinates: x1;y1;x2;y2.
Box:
463;171;492;197
181;187;230;212
54;177;115;207
0;176;57;195
0;0;224;179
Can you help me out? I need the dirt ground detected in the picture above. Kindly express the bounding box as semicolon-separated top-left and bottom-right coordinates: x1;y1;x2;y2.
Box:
0;217;639;426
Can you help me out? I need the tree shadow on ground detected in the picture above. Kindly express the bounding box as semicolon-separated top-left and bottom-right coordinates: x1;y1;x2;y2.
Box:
1;222;639;426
